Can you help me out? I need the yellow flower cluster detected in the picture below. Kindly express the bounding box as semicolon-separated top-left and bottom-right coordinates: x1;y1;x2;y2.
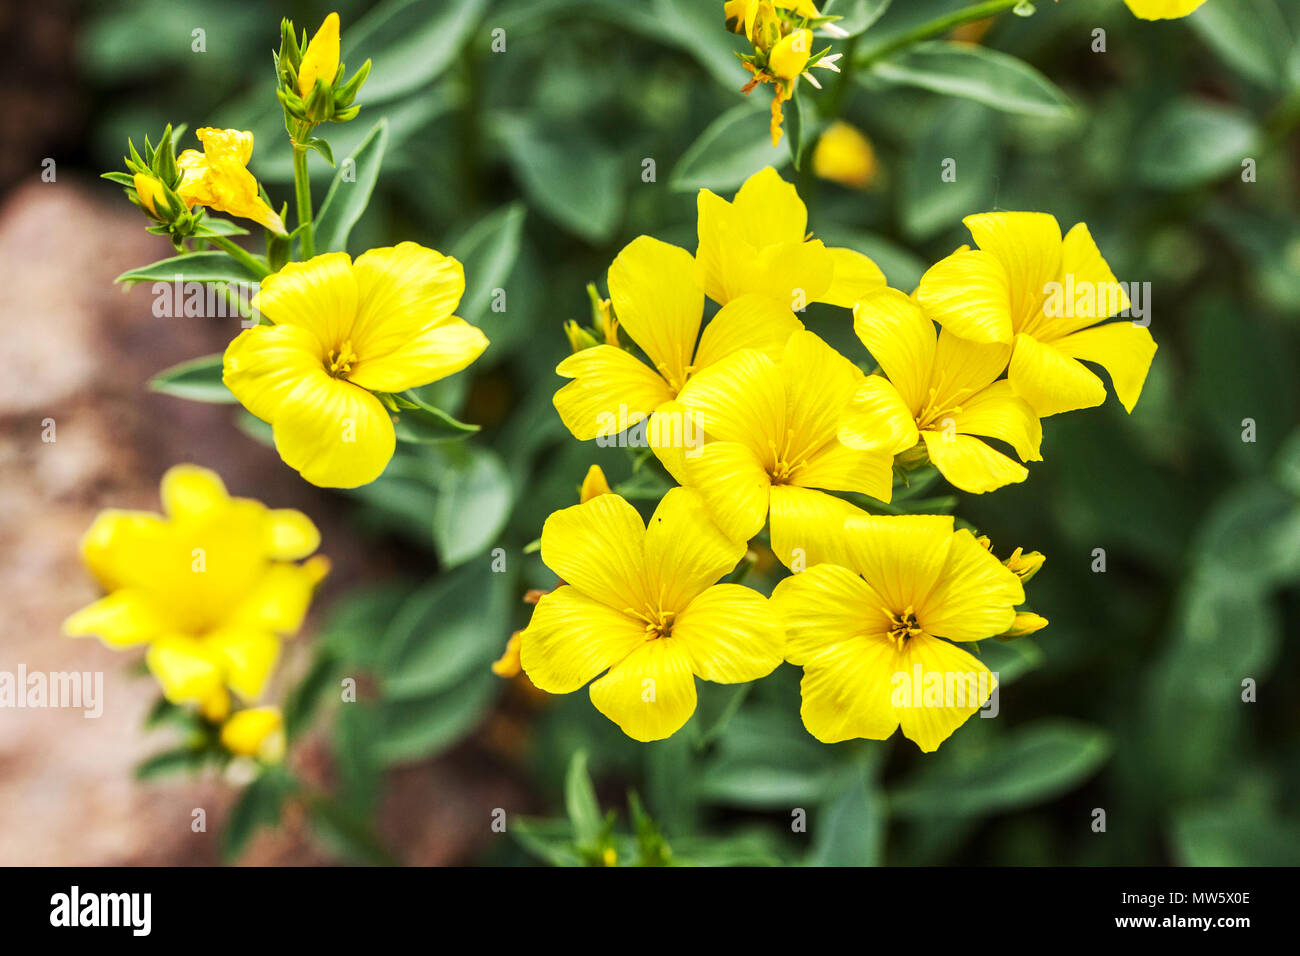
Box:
527;167;1157;751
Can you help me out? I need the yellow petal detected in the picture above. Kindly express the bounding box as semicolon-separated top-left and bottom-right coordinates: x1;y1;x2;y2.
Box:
676;347;785;449
840;514;957;613
914;249;1013;345
673;583;784;683
347;315;488;392
223;323;328;423
768;484;869;571
731;166;808;244
923;529;1023;641
1008;332;1107;417
519;587;648;693
932;327;1013;398
62;590;167;648
350;243;466;358
298;11;341;97
146;636;225;704
492;631;523;677
921;430;1028;494
265;508;322;560
579;465;612;503
647;400;694;486
1047;222;1131;337
207;628;281;700
771;560;893;666
607;237;702;390
539;494;649;611
644;487;747;612
951;380;1042;462
695;188;748;305
553;345;674;441
692;293;804;370
821;247;887;309
229;558;328;635
964;211;1062;332
778;329;864;458
1124;0;1207;20
269;373;396;488
588;638;697;741
680;441;772;543
1054;321;1158;413
160;464;229;522
839;375;920;453
895;634;995;752
852;288;937;411
793;442;896;501
797;635;902;744
221;706;285;760
79;510;170;592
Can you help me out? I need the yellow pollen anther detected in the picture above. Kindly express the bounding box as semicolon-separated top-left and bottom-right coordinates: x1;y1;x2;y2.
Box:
326;340;357;377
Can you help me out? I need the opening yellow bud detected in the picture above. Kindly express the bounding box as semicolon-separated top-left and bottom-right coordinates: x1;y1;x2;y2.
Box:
132;172;165;218
579;465;611;503
769;29;812;80
298;12;341;98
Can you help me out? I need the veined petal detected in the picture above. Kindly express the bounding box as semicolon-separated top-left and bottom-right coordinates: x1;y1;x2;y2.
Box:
921;430;1029;494
1054;321;1158;414
933;328;1013;398
755;238;835;308
852;288;936;411
270;373;396;489
839;375;920;453
647;400;695;486
1008;332;1107;417
554;345;675;441
952;380;1042;462
160;465;229;522
644;488;746;613
680;441;772;543
841;514;956;613
731;167;807;244
347;315;488;392
539;494;649;612
62;589;167;648
588;637;698;742
779;330;863;460
206;628;281;700
223;323;329;423
915;249;1013;345
252;253;357;352
768;485;870;571
794;442;895;501
1045;222;1131;337
797;635;902;744
895;634;995;753
771;561;892;666
923;529;1023;640
676;348;785;451
519;586;648;694
607;236;703;390
350;243;465;359
146;636;225;704
692;293;804;370
820;247;887;309
963;211;1062;332
673;583;784;683
696;188;751;305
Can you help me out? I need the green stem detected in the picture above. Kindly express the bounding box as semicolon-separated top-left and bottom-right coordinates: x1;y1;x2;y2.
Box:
293;143;315;259
854;0;1024;70
207;234;271;278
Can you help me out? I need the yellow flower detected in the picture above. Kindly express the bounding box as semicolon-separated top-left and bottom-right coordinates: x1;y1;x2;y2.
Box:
298;12;341;98
132;172;166;218
176;128;286;235
63;466;328;715
771;514;1024;751
838;288;1042;494
553;235;803;441
769;28;813;79
223;243;489;488
915;212;1157;417
580;464;612;502
812;121;877;190
520;488;784;741
1125;0;1208;19
650;330;912;567
697;167;885;309
221;707;286;762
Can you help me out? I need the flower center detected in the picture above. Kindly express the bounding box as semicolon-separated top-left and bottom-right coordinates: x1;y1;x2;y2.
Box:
326;340;357;378
639;608;676;639
885;605;923;649
767;430;810;484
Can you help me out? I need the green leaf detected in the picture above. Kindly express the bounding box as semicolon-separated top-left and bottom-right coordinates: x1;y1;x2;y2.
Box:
889;721;1111;818
391;392;480;444
305;795;398;866
870;41;1074;120
282;651;341;740
345;0;489;103
1138;100;1257;189
450;202;526;345
115;252;261;285
221;770;293;861
148;354;238;404
192;217;250;237
565;751;603;848
670;101;789;192
899;99;998;240
134;747;208;780
653;0;749;91
822;0;892;37
1172;805;1300;866
698;705;838;808
372;670;497;765
431;447;513;567
511;817;582;867
1188;0;1294;90
314;118;389;254
808;763;887;866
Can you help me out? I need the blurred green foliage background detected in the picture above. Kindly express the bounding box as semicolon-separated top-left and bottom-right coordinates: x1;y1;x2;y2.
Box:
73;0;1300;865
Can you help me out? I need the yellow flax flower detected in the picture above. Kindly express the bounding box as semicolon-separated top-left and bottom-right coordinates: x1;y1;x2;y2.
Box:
812;121;878;190
1125;0;1208;19
224;243;489;488
176;128;286;235
915;212;1157;417
697;167;885;310
298;12;341;97
221;707;286;762
63;466;328;718
651;330;912;566
520;488;784;741
554;235;804;441
838;288;1042;494
772;515;1026;751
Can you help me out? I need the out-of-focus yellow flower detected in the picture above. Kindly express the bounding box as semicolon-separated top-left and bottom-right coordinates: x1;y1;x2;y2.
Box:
812;121;877;190
915;212;1157;417
223;243;489;488
649;330;913;567
492;631;523;678
772;515;1025;751
553;235;803;441
520;488;784;741
176;128;286;235
838;288;1042;494
132;172;166;218
221;707;286;762
697;166;885;309
63;466;329;716
580;465;612;502
1125;0;1208;19
297;12;341;98
769;28;813;79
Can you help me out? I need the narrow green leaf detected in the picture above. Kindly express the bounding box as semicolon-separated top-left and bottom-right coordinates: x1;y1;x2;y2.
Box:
148;354;238;404
565;751;603;848
431;447;513;567
116;252;262;285
670;101;789;192
314;118;389;254
391;391;480;443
